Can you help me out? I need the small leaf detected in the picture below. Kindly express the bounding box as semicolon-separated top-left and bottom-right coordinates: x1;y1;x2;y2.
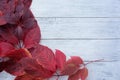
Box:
68;68;88;80
55;49;66;70
61;56;83;75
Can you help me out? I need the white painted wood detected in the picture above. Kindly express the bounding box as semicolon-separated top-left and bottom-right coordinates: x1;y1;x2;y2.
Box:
87;61;120;80
31;0;120;17
37;18;120;39
41;40;120;61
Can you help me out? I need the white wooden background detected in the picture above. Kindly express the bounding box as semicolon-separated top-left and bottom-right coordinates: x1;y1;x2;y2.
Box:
1;0;120;80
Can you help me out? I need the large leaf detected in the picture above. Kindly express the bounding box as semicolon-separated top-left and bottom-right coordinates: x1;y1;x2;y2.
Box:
20;58;55;78
0;27;18;44
24;27;41;48
0;42;14;56
31;44;56;71
6;48;32;61
55;49;66;70
4;49;32;76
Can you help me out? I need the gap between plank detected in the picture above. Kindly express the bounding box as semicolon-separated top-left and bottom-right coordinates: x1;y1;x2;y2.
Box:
35;17;120;18
41;38;120;40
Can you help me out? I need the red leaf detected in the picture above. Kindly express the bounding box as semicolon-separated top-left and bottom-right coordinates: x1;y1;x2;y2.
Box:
0;17;6;26
0;57;9;72
15;74;46;80
23;0;32;8
23;18;36;29
5;62;25;76
0;27;18;44
15;74;34;80
68;68;88;80
24;27;41;48
31;44;56;71
20;58;55;78
68;56;83;65
4;49;32;76
55;49;66;70
6;48;32;61
0;42;14;56
61;56;83;75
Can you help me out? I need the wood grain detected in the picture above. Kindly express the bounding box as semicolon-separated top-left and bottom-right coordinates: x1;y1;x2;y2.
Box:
31;0;120;17
37;18;120;39
41;40;120;61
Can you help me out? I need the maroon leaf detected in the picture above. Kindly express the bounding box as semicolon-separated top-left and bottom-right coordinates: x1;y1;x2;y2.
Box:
23;0;32;8
24;27;41;48
20;58;55;78
0;57;9;72
55;49;66;70
0;27;18;44
0;17;6;26
0;42;14;56
5;49;32;76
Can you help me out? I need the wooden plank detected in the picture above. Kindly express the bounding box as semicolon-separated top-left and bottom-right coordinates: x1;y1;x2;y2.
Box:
87;61;120;80
36;18;120;39
41;40;120;61
1;61;120;80
31;0;120;17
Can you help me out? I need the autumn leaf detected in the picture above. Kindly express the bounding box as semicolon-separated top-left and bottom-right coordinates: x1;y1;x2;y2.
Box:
0;42;14;56
55;49;66;70
20;58;55;78
4;49;32;76
0;17;6;26
29;44;56;71
15;74;46;80
24;27;41;48
68;68;88;80
61;56;83;75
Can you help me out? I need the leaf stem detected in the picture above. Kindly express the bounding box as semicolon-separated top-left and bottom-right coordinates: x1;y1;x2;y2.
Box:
84;59;104;65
